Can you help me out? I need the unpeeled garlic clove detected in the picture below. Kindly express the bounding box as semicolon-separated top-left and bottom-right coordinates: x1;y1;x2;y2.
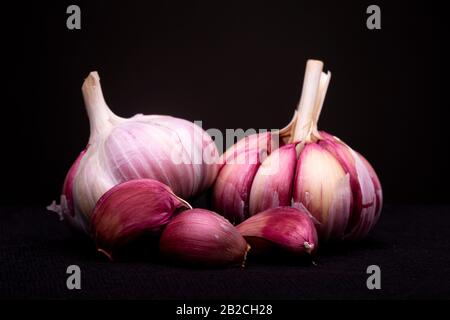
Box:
212;148;261;224
293;143;352;240
159;209;250;267
358;151;383;226
249;144;297;215
236;206;318;255
212;132;272;224
91;179;191;260
315;134;379;239
219;132;273;167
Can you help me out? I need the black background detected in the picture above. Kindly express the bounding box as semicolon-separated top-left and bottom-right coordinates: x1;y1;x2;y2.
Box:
1;0;449;302
2;1;448;205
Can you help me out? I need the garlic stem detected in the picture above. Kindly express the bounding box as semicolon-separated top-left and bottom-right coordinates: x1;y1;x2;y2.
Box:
291;60;323;145
82;72;120;144
311;71;331;138
279;111;297;145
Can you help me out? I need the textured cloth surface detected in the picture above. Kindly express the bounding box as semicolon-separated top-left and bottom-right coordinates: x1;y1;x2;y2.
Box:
0;205;449;299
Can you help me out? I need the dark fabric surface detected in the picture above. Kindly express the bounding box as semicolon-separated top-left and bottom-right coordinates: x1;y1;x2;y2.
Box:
0;205;449;299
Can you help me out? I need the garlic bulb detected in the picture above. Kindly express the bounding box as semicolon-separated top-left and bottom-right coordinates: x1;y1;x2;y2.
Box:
213;60;382;241
159;209;250;267
49;72;219;233
236;206;318;256
92;179;191;260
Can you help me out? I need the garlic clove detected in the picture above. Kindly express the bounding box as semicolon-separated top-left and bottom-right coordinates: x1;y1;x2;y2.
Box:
210;60;383;242
323;173;352;241
318;133;381;240
236;206;318;255
212;132;275;224
159;209;250;267
61;150;88;218
91;179;191;260
293;143;352;240
220;132;272;167
344;148;379;240
73;144;117;228
212;148;262;224
249;144;297;215
358;152;383;226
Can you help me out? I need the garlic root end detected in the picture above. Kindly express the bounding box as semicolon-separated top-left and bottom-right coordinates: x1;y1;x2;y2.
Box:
97;247;114;261
46;200;64;221
241;244;251;268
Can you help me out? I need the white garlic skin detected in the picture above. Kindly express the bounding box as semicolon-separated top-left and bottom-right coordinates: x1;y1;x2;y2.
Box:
73;115;218;226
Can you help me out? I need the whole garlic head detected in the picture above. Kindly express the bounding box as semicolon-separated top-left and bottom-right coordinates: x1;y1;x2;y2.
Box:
49;72;219;233
212;60;382;241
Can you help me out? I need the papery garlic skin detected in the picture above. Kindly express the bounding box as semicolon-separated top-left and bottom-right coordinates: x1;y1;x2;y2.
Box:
293;133;382;241
236;207;318;255
51;72;219;233
248;144;297;215
91;179;191;259
293;142;352;240
212;60;382;241
313;133;382;239
47;149;89;233
212;132;272;224
73;114;217;223
159;209;250;267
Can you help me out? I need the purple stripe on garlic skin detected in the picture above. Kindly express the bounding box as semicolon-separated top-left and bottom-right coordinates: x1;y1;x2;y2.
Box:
249;144;297;215
61;149;87;217
236;207;318;255
358;152;383;225
159;209;250;267
316;136;361;234
104;121;191;197
344;148;378;240
92;179;191;260
47;149;89;233
212;132;277;224
317;132;381;240
102;116;219;200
